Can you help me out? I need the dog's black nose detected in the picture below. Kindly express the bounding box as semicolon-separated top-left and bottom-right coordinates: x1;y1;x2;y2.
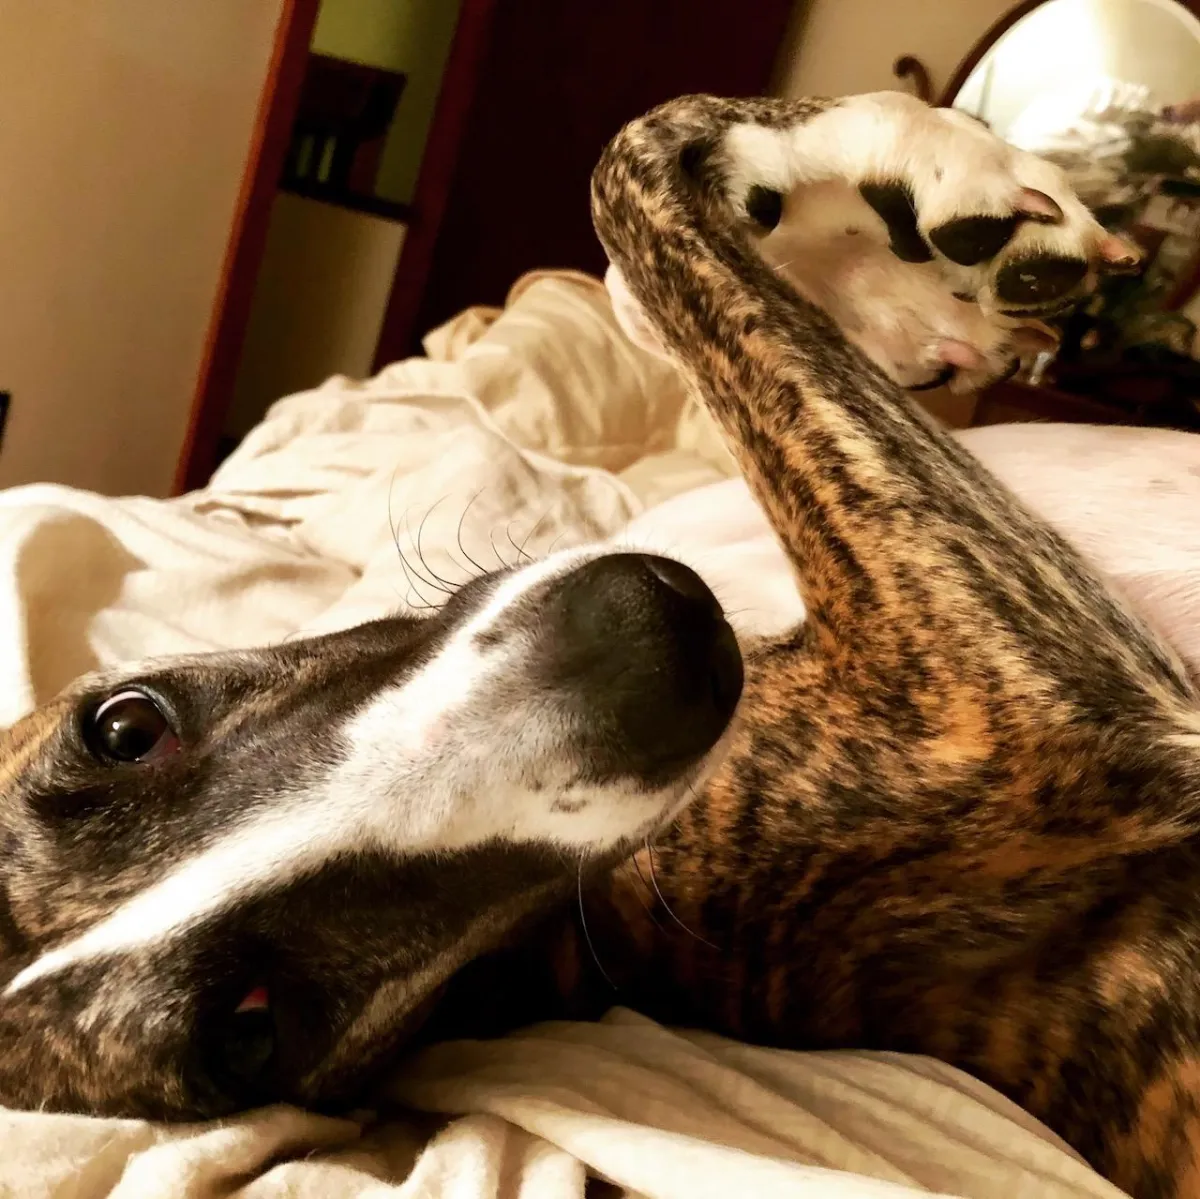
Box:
641;554;719;608
544;553;743;781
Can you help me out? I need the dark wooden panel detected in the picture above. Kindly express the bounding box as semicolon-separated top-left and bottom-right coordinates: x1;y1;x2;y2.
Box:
370;0;501;374
972;380;1139;428
375;0;794;366
279;53;407;200
174;0;321;495
973;378;1200;432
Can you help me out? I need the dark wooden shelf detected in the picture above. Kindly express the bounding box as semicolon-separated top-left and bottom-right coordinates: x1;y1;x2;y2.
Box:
277;180;412;223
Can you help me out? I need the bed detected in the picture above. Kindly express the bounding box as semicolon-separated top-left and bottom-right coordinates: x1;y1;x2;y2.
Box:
3;269;1198;1198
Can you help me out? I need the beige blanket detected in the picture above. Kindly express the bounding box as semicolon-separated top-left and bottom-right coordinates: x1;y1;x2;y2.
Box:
4;270;1199;1197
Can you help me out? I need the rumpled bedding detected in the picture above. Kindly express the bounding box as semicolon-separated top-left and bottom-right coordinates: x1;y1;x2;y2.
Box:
2;269;1198;1198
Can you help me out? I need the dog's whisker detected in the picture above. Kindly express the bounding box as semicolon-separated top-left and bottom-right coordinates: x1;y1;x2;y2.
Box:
387;474;440;610
397;504;452;598
506;521;534;565
455;490;490;578
630;848;656;897
487;527;511;571
393;540;441;610
577;858;617;990
397;542;444;611
517;507;554;561
645;837;718;950
622;858;667;934
412;498;460;594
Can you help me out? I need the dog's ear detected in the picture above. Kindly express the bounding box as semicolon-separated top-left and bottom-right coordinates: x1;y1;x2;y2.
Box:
605;264;671;361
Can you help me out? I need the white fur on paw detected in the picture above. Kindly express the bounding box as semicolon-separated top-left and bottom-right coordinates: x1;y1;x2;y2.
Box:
605;265;669;360
756;180;1016;391
724;93;1133;388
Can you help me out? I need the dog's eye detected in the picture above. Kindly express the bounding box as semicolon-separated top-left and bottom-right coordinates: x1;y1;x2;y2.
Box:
745;185;783;232
210;987;277;1098
87;690;179;763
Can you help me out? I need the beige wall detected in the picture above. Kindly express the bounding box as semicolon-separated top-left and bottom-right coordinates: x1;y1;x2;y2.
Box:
224;195;405;440
781;0;1014;99
0;0;283;497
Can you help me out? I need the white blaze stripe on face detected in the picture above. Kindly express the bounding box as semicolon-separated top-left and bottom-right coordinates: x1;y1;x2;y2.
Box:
6;806;344;995
5;547;624;996
363;547;596;760
331;544;686;851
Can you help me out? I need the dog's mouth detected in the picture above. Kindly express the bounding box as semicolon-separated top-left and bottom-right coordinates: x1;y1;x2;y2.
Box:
234;984;271;1014
219;985;277;1090
213;974;453;1109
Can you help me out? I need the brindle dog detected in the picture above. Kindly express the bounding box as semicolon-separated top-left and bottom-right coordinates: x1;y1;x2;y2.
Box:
1;92;1198;1199
437;94;1200;1199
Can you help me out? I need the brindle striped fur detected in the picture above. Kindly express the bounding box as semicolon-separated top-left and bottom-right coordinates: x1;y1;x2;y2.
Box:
483;95;1200;1198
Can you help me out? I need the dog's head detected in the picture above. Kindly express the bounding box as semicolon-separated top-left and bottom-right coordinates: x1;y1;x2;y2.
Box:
0;547;742;1118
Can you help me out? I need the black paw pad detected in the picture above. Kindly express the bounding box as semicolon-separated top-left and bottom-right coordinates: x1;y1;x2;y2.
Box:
859;180;934;264
745;185;783;232
929;214;1021;266
994;255;1088;305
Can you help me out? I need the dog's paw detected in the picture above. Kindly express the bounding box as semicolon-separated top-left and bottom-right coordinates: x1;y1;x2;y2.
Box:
723;93;1141;391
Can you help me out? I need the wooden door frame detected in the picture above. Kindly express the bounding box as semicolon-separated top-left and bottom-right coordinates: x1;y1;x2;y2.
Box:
172;0;321;495
372;0;499;370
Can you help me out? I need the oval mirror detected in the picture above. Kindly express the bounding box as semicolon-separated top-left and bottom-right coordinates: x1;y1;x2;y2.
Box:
944;0;1200;428
951;0;1200;150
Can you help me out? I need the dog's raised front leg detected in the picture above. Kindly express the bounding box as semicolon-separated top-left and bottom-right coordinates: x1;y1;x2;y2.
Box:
592;93;1190;709
588;94;1200;1198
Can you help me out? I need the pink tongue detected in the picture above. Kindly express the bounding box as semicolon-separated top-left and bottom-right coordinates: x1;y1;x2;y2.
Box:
235;986;270;1013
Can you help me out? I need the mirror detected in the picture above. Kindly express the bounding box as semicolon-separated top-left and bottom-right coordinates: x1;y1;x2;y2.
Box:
947;0;1200;427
